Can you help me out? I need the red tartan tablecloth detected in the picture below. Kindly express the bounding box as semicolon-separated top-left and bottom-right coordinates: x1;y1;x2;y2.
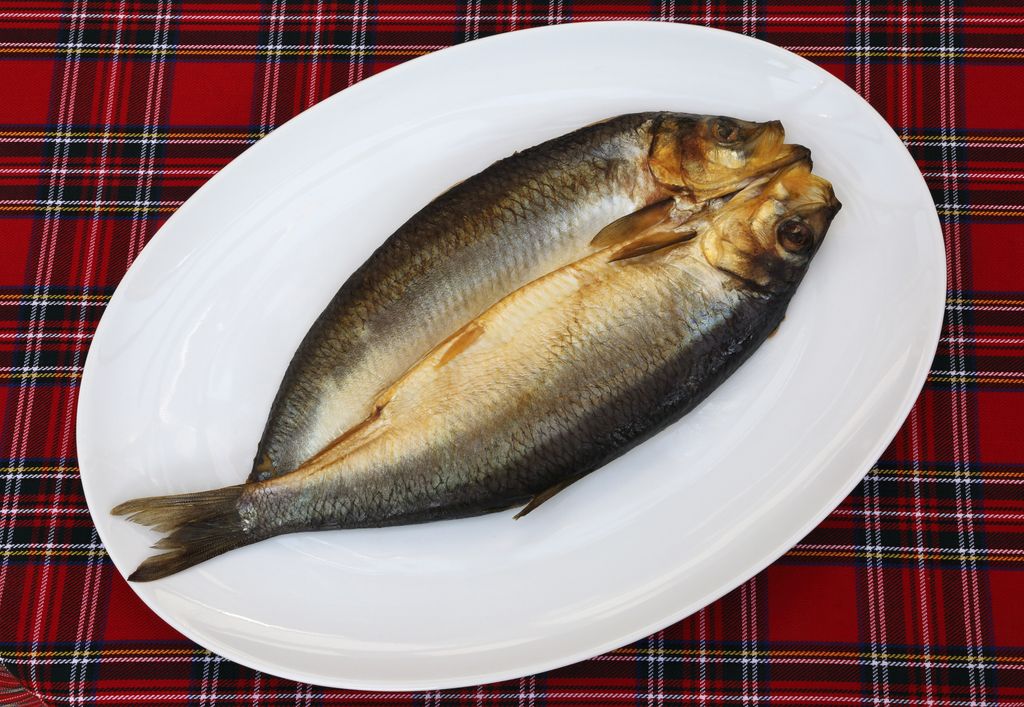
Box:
1;2;1022;705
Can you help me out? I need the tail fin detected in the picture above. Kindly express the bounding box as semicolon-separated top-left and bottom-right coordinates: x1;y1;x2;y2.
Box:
111;485;249;582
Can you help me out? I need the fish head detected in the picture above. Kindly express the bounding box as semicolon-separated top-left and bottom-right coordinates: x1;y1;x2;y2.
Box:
699;160;841;291
649;114;810;199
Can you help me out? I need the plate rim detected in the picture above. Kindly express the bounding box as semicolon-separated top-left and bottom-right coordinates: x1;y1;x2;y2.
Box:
77;20;947;691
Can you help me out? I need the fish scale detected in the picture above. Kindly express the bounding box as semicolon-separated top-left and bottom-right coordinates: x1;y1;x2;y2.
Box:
249;113;800;481
113;122;832;581
251;238;777;535
254;118;660;476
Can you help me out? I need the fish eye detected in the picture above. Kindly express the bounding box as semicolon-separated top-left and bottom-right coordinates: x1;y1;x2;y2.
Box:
712;118;742;145
777;218;814;253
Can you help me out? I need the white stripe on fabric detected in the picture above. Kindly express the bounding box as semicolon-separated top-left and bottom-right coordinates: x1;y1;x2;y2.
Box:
70;2;126;700
1;12;1022;24
20;0;89;695
306;0;324;110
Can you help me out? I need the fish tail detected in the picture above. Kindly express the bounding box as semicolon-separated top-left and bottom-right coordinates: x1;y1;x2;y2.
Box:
111;484;250;582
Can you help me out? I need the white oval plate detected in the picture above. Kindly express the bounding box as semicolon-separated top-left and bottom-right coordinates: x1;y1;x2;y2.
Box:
78;21;945;691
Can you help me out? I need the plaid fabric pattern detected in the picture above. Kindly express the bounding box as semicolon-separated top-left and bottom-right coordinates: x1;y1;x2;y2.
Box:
0;1;1022;704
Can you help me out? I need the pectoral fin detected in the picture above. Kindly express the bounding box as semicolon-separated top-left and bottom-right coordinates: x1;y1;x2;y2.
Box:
437;321;484;367
513;476;582;519
608;228;698;262
590;198;677;247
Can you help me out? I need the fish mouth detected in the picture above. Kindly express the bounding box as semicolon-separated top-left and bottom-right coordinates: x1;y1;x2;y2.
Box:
700;144;812;201
757;143;812;178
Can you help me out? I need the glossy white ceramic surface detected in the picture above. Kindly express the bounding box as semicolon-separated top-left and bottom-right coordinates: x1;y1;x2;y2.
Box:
78;22;945;691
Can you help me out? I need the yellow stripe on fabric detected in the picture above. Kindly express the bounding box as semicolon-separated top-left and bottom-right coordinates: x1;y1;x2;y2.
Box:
0;550;106;557
947;297;1024;305
0;47;434;57
0;294;110;301
0;131;1021;142
0;130;262;138
784;550;1021;562
0;205;177;213
937;208;1024;216
0;649;210;657
4;647;1018;663
928;375;1024;384
871;468;1024;479
0;373;82;379
798;50;1024;59
612;647;1023;663
905;136;1024;142
1;46;1023;59
0;467;78;472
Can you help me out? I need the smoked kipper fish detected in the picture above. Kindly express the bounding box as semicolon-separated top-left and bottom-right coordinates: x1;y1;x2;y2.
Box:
114;160;840;581
249;113;810;482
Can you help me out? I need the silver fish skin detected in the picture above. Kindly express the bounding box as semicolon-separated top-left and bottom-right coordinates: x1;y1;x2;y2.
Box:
251;112;806;481
113;161;840;581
